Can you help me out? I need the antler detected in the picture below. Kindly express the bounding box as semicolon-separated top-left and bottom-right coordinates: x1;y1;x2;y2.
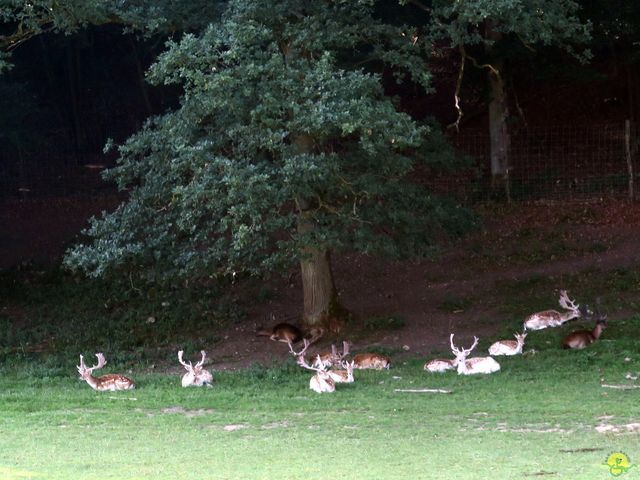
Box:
78;353;107;373
195;350;207;368
341;341;350;358
450;333;460;355
287;338;310;357
296;354;326;373
450;334;478;356
466;336;479;354
558;290;579;312
177;350;193;370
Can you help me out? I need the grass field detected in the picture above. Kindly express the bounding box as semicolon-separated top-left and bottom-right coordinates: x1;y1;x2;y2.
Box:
2;323;640;480
3;232;640;479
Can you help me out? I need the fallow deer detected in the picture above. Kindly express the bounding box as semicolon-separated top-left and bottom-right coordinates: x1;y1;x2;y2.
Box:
424;357;457;373
352;352;391;370
288;341;335;393
562;310;608;350
311;341;350;369
489;332;527;356
77;353;135;391
327;360;355;383
177;350;214;387
523;290;587;331
450;334;500;375
256;315;324;344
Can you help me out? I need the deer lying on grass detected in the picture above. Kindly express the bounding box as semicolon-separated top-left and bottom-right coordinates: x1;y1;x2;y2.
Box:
178;350;213;387
327;360;355;383
524;290;587;331
489;332;527;356
424;336;458;372
424;356;457;373
77;353;136;391
288;340;335;393
256;315;324;345
352;352;391;370
562;309;608;350
311;341;350;369
450;335;500;375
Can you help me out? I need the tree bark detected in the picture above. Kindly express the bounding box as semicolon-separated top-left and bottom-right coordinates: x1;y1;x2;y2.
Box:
299;242;341;328
293;135;347;331
485;23;511;200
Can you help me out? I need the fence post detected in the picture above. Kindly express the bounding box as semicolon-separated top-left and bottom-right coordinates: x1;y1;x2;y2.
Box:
625;119;635;202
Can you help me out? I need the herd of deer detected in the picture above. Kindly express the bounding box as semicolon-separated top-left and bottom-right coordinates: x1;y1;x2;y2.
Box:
425;290;608;375
76;290;607;393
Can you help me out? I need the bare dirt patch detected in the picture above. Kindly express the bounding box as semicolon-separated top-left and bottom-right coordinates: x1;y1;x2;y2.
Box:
3;197;640;370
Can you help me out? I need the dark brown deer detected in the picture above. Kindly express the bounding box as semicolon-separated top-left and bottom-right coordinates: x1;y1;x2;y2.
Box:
562;309;607;350
256;315;323;344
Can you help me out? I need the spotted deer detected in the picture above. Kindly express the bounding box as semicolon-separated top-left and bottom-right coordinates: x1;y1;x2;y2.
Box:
327;360;355;383
352;352;391;370
489;332;527;356
424;356;457;373
524;290;587;331
288;341;335;393
177;350;213;387
77;353;135;391
311;341;350;369
450;335;500;375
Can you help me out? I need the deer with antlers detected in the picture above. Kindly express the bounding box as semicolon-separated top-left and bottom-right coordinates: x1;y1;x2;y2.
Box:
288;340;335;393
311;341;350;369
523;290;588;331
77;353;136;391
327;360;355;383
450;334;500;375
177;350;214;387
488;332;527;356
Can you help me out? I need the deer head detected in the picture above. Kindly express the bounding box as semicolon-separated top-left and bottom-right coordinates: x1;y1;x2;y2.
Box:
449;334;479;364
177;350;213;387
77;353;106;380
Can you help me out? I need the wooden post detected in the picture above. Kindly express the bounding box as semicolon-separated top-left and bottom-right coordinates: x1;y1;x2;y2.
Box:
625;120;634;202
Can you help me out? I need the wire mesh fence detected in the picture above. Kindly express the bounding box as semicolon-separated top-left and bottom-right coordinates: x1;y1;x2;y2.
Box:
0;121;638;202
439;121;639;202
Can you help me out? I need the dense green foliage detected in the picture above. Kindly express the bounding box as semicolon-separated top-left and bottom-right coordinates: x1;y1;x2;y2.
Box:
424;0;591;54
63;0;475;284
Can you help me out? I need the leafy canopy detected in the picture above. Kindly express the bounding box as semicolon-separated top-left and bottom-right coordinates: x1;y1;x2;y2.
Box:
62;0;475;282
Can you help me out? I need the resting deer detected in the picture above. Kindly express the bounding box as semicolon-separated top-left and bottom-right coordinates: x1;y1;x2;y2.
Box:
311;341;350;369
562;309;608;350
256;315;324;345
177;350;213;387
77;353;135;391
327;360;355;383
352;352;391;370
450;335;500;375
489;332;527;356
424;356;457;373
288;341;335;393
524;290;587;331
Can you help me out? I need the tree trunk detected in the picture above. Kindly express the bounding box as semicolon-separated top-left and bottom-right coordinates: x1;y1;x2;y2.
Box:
485;23;511;200
293;135;347;331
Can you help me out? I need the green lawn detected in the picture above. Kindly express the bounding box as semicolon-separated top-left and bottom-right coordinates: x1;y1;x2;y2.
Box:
2;266;640;479
2;330;639;480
